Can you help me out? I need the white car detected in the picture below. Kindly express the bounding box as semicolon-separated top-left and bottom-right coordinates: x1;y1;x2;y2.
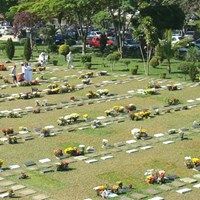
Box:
87;31;102;38
172;35;182;45
0;26;13;35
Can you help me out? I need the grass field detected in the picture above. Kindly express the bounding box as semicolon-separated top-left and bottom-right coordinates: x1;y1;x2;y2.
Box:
0;45;200;200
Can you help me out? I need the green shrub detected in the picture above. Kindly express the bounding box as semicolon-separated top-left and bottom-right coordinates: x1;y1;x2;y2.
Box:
58;44;70;58
149;57;159;68
24;38;32;61
71;46;82;54
84;62;92;69
52;60;58;66
179;62;189;80
160;73;167;79
131;65;139;75
81;54;92;63
188;64;199;82
5;38;15;60
48;43;58;53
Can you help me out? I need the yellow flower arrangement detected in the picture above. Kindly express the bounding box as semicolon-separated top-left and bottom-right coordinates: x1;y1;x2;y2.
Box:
0;159;3;167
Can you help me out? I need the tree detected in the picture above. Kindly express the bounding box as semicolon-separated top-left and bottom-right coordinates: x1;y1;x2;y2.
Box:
5;38;15;60
107;52;121;71
24;38;32;61
0;0;18;16
157;30;174;73
59;44;70;60
13;11;38;48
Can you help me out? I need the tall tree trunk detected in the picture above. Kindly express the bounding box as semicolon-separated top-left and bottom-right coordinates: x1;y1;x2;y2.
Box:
167;59;171;73
139;44;146;74
82;36;86;55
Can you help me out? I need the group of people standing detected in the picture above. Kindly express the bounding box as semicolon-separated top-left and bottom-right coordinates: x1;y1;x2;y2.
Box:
11;62;33;84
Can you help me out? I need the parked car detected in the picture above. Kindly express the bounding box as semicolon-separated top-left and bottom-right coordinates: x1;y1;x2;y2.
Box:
0;26;13;35
184;31;195;40
89;36;113;48
172;35;182;45
193;38;200;48
54;34;65;45
123;39;140;48
87;31;102;38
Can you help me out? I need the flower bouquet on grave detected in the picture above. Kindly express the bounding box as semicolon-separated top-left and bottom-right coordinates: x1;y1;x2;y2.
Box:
113;106;125;113
2;128;14;136
125;104;137;112
86;91;99;99
0;159;3;168
147;81;161;89
185;156;200;169
144;88;158;95
167;85;178;91
41;127;50;137
86;71;94;78
64;147;81;156
54;149;63;157
47;83;59;89
57;117;66;126
56;160;69;171
0;64;7;71
145;169;166;184
82;114;89;121
166;97;180;106
96;89;109;96
105;109;118;117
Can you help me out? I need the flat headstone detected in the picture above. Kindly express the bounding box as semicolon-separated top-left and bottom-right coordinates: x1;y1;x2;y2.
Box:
148;197;164;200
101;155;113;160
0;188;7;194
187;100;195;103
32;194;49;200
74;156;88;161
126;140;137;144
194;166;200;171
130;193;147;199
144;188;161;195
154;133;164;138
193;174;200;179
163;141;174;145
158;185;172;191
39;158;51;163
24;161;36;167
119;197;132;200
0;177;4;181
0;180;15;187
170;181;186;188
140;146;153;150
176;188;192;194
11;184;26;191
196;98;200;101
27;166;39;171
19;188;36;196
85;159;98;164
180;177;197;184
96;116;106;120
193;183;200;189
0;192;9;198
9;164;20;170
126;149;139;154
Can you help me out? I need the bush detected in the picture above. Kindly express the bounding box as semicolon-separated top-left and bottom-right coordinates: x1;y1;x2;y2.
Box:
160;73;167;79
24;38;32;61
84;62;92;69
52;60;58;66
188;64;199;82
48;43;58;53
179;62;189;80
149;57;159;68
81;54;92;63
58;44;70;58
5;38;15;60
131;65;139;75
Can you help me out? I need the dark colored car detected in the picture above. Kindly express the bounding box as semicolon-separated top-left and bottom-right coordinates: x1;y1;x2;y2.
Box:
54;34;65;45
